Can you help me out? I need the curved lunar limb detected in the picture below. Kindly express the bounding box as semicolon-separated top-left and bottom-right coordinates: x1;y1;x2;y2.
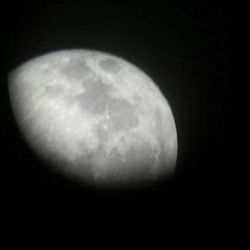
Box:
8;49;178;189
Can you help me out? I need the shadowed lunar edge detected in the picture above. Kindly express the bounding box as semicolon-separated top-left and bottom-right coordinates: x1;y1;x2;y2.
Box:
8;50;177;187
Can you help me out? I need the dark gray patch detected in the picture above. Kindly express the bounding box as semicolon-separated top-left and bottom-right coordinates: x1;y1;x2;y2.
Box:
108;100;139;131
61;60;91;80
99;58;121;73
73;142;99;176
106;148;136;183
74;89;108;113
82;78;111;92
70;77;138;131
107;141;153;183
44;85;63;97
73;79;113;114
124;140;154;171
95;125;109;142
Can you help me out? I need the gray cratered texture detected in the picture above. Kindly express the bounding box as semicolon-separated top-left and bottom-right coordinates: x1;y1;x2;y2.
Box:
8;49;178;189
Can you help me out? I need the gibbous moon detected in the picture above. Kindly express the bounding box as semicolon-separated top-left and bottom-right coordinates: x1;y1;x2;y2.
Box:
8;49;177;188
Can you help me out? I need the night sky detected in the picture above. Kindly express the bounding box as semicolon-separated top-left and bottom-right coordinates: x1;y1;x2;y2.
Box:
2;0;247;245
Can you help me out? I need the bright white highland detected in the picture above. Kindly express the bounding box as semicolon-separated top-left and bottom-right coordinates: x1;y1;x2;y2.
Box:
8;49;177;188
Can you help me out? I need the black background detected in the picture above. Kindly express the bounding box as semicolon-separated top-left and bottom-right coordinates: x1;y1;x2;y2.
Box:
2;0;247;245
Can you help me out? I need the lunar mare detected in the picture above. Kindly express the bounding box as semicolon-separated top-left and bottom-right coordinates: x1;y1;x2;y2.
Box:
8;49;177;188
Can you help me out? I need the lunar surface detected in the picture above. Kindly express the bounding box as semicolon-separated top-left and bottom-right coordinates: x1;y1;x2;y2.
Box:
8;49;177;188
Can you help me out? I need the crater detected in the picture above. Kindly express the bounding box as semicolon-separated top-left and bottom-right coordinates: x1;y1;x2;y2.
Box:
99;58;121;73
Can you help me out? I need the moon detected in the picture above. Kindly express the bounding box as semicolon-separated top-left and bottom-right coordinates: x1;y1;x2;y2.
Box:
8;49;177;188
